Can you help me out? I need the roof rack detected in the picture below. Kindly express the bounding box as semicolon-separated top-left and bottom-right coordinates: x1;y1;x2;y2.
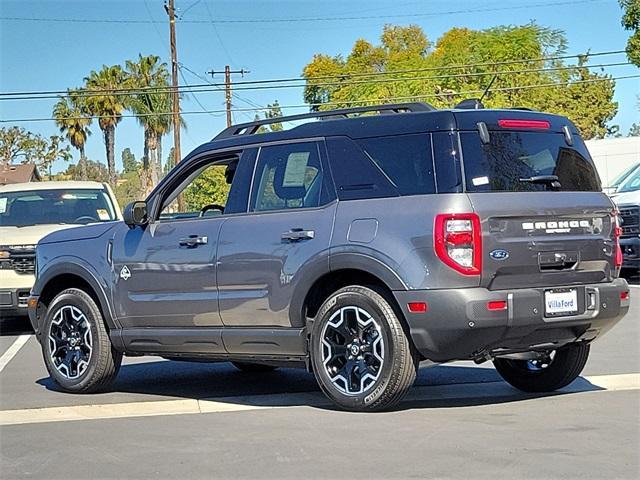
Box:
213;102;435;140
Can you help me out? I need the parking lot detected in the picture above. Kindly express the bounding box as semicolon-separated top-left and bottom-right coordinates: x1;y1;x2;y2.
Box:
1;285;638;480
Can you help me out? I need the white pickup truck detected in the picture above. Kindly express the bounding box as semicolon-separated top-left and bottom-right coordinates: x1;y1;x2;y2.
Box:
0;181;121;317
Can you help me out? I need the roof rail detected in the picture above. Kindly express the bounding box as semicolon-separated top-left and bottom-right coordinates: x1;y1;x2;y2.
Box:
212;102;435;140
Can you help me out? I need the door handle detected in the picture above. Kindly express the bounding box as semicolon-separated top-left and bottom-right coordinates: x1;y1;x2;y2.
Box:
281;229;315;242
179;235;208;248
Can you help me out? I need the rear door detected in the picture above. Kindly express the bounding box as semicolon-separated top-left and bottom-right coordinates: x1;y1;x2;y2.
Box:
458;116;617;291
217;140;336;352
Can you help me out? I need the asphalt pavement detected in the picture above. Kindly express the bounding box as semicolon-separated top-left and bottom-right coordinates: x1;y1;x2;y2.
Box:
1;285;638;480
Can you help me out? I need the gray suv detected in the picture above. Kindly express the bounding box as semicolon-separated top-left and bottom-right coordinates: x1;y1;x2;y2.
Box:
28;103;630;411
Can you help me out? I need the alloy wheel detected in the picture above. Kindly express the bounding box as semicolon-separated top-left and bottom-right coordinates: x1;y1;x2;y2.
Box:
321;306;385;395
48;305;93;380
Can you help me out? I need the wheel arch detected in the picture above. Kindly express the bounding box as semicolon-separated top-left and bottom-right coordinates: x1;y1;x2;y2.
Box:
35;259;118;333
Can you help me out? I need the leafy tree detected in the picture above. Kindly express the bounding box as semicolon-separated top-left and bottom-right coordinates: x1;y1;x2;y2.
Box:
114;170;144;207
121;147;139;174
629;122;640;136
620;0;640;66
53;91;92;180
183;165;230;211
253;101;284;133
0;126;46;165
125;54;177;192
164;147;175;176
303;24;618;138
41;135;72;179
84;65;127;188
60;159;109;182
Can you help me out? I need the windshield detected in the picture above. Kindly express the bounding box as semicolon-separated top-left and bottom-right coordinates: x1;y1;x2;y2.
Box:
461;132;601;192
610;163;640;188
0;188;117;227
617;167;640;193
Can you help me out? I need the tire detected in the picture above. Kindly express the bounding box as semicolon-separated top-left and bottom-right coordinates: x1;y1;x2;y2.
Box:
41;288;122;393
310;286;418;412
493;343;590;393
231;362;277;373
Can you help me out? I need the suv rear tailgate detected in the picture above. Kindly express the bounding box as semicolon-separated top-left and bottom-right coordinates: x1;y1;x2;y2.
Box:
468;192;616;290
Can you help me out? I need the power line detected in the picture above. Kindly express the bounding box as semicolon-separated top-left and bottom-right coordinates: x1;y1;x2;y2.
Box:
3;73;637;124
0;53;630;101
0;0;605;24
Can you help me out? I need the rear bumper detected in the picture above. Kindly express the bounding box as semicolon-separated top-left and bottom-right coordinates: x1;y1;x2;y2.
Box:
620;236;640;270
393;278;630;362
0;288;31;316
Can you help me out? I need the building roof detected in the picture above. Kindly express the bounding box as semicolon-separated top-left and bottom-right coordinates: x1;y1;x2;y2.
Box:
0;180;106;193
0;163;41;185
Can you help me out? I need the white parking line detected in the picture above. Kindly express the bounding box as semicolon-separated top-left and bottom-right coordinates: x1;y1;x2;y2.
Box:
0;373;637;426
0;335;31;374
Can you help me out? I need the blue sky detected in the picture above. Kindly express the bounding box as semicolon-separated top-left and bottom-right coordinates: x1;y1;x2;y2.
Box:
1;0;638;174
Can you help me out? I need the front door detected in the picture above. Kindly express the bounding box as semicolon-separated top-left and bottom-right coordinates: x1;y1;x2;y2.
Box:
217;140;336;341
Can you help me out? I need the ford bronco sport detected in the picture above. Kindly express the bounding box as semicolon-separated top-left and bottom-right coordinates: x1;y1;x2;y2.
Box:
28;103;630;411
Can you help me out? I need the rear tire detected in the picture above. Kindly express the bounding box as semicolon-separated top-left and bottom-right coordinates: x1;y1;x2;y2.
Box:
310;286;418;412
231;362;277;373
41;288;122;393
493;343;590;393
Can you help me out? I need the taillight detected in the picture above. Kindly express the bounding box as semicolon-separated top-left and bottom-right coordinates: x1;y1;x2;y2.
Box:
612;211;623;269
498;119;550;129
434;213;482;275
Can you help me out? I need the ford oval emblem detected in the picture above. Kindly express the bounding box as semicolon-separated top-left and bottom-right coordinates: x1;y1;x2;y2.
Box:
490;249;509;261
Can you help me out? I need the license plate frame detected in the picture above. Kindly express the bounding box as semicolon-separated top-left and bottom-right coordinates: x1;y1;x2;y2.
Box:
544;288;579;317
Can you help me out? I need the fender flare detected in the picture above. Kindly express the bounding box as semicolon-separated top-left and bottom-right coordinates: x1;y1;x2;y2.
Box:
34;256;118;332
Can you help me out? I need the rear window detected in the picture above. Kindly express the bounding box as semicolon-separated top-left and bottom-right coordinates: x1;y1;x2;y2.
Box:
460;132;601;192
357;134;436;196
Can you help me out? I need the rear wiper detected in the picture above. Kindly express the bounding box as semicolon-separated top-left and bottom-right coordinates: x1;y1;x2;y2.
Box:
519;175;561;191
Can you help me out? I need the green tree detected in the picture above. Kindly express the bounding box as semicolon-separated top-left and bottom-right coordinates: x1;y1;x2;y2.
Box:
183;165;230;211
125;54;175;192
41;135;72;179
121;147;139;174
53;91;92;180
60;159;109;182
84;65;127;188
164;147;175;176
0;126;46;165
629;122;640;136
303;24;618;138
253;101;284;133
620;0;640;66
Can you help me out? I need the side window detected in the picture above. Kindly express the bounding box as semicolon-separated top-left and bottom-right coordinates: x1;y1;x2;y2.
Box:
158;150;254;221
432;132;463;193
251;142;325;212
357;134;436;196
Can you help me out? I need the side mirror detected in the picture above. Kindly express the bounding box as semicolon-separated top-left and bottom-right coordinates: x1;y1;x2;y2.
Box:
123;201;148;228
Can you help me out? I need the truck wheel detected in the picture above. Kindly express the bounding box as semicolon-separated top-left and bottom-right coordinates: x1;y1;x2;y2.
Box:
310;286;418;412
231;362;277;373
493;343;590;393
42;288;122;393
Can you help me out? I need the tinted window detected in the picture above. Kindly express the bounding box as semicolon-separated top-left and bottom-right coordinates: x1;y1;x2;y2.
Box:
357;134;435;196
0;189;116;227
326;137;398;201
432;132;463;193
251;142;324;212
461;132;601;192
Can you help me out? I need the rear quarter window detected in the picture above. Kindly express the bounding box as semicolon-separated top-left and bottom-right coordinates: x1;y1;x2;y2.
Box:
460;132;601;192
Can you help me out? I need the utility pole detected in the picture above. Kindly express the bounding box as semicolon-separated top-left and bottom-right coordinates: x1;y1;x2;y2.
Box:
165;0;183;210
207;66;249;127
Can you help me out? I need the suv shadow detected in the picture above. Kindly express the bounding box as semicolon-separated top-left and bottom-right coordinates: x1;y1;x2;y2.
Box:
36;363;603;411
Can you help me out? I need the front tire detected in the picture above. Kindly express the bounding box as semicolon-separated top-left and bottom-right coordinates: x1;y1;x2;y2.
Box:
493;343;590;393
310;286;418;412
42;288;122;393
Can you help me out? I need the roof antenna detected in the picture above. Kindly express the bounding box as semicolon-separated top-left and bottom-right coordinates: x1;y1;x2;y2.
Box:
479;74;498;104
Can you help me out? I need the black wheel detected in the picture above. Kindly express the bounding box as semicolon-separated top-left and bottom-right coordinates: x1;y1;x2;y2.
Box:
231;362;277;373
42;288;122;393
493;343;590;393
310;286;418;412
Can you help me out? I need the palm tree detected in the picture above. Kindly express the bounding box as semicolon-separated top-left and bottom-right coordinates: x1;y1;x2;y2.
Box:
125;54;174;191
84;65;127;188
53;91;92;180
